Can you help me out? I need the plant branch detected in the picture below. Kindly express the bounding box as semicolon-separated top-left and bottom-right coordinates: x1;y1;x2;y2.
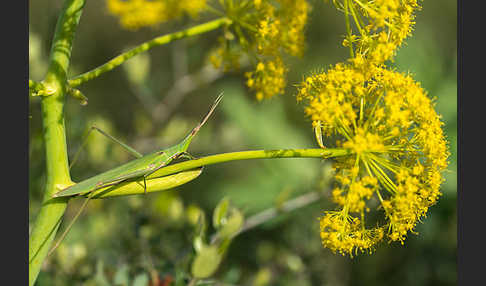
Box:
209;191;323;244
148;148;351;180
68;17;232;88
239;191;321;234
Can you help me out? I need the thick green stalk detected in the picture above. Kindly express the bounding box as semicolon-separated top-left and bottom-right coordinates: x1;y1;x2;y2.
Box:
29;0;85;285
148;148;353;179
68;17;232;87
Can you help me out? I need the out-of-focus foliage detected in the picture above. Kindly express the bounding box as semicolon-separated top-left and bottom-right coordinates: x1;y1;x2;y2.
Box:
29;0;456;285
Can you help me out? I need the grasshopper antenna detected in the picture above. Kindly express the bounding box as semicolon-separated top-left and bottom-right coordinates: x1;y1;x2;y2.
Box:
189;92;224;137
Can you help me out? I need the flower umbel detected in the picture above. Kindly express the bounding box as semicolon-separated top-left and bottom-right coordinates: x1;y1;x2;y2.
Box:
298;63;449;255
209;0;311;100
329;0;419;65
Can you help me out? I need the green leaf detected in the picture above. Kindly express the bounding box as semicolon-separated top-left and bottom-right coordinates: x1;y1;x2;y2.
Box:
212;197;230;229
191;245;222;279
186;204;205;226
94;260;111;286
217;208;244;239
193;236;205;253
113;264;130;286
132;273;149;286
193;210;208;253
195;210;207;238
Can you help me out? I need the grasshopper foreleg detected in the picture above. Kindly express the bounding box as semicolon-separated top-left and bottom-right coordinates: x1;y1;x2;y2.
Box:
179;151;197;160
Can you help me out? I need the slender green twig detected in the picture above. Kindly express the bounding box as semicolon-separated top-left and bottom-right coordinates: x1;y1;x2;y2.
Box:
68;17;232;88
28;1;85;285
146;148;352;180
239;191;321;234
344;0;355;58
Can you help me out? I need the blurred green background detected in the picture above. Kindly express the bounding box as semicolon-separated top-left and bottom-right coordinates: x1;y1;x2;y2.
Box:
29;0;456;285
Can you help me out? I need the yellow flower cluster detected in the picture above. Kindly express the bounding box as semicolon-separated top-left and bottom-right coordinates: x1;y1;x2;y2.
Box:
330;0;419;65
254;0;310;58
106;0;207;30
245;59;287;101
210;0;311;100
320;211;384;256
298;62;449;255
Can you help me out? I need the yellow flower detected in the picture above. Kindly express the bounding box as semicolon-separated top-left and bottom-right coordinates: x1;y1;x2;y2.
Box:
245;58;287;101
106;0;207;30
299;63;449;255
319;210;384;256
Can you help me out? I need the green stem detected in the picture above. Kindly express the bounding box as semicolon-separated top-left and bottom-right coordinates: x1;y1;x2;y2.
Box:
68;17;232;88
148;148;352;179
210;191;322;243
344;0;355;58
29;0;85;285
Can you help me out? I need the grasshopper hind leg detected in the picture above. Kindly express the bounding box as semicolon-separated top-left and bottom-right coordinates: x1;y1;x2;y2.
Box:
143;176;148;195
141;152;185;195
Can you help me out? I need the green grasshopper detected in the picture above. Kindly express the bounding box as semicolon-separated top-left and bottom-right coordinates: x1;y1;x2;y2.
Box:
48;93;223;255
53;92;222;198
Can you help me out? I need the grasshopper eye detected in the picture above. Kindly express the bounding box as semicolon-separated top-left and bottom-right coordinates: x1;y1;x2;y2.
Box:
157;151;166;156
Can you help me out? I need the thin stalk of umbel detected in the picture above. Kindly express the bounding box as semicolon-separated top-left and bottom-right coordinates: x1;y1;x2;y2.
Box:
149;148;351;181
68;17;232;87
